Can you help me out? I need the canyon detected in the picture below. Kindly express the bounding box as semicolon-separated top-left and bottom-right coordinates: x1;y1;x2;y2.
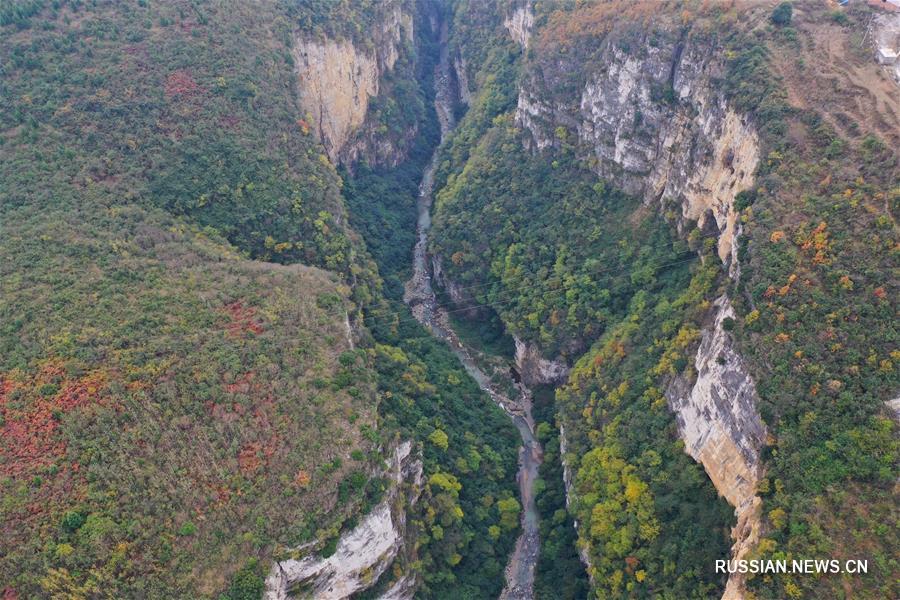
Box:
3;1;896;599
510;21;776;596
403;25;543;599
281;1;899;596
290;4;772;599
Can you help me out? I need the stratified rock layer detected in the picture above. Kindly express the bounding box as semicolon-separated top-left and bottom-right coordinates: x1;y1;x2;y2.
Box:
517;30;759;264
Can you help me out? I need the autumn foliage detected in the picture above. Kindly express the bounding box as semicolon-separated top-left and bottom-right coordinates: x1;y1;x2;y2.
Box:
164;70;202;99
221;301;264;337
0;364;108;481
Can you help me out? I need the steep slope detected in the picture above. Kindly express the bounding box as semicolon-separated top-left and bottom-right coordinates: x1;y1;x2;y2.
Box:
517;4;759;267
2;1;529;599
430;1;899;598
664;295;767;599
0;1;367;269
0;1;386;597
286;0;429;169
0;202;375;598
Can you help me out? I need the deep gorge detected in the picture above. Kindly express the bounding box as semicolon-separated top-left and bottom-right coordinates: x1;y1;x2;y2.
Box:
1;1;897;599
224;0;900;597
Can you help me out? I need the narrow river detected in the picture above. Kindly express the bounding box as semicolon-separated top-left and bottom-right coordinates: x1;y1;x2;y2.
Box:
402;22;541;600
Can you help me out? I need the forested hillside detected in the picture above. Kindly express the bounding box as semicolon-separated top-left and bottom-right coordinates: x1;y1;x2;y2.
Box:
721;4;898;598
1;0;520;598
0;0;375;596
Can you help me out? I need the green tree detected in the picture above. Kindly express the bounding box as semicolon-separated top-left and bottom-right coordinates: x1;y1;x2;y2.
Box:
429;429;450;451
496;497;521;530
771;2;792;26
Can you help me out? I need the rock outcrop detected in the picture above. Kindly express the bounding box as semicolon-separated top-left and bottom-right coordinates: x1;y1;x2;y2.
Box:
377;573;418;600
264;441;423;600
294;38;380;162
514;335;569;386
517;30;759;264
293;3;415;166
452;55;473;106
558;424;593;577
887;396;900;423
874;12;900;84
665;295;767;599
430;255;468;307
504;1;533;50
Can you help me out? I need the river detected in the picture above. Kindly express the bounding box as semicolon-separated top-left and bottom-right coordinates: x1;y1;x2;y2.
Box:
402;21;542;600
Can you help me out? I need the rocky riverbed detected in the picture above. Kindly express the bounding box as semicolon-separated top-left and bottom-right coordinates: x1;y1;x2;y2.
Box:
403;19;542;600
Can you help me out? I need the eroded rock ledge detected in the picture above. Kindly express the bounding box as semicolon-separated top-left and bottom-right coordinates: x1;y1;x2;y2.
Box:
264;441;423;600
516;30;759;264
665;295;767;599
514;335;569;387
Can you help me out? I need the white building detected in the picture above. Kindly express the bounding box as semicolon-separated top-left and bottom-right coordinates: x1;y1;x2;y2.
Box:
876;46;899;65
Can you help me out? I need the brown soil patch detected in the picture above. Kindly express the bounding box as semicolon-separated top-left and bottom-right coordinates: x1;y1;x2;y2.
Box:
771;4;900;147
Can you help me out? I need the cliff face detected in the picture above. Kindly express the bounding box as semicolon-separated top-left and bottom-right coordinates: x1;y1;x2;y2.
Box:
430;255;469;307
515;23;767;598
452;55;473;106
557;424;593;576
514;335;569;386
504;1;533;50
665;295;767;598
293;38;380;162
422;2;897;597
264;442;423;600
293;3;416;166
517;29;759;264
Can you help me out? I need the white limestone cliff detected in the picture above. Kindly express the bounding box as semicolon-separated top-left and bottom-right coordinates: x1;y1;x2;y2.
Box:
517;34;759;264
665;295;767;599
264;441;423;600
514;335;569;386
887;396;900;423
504;2;533;50
874;12;900;84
